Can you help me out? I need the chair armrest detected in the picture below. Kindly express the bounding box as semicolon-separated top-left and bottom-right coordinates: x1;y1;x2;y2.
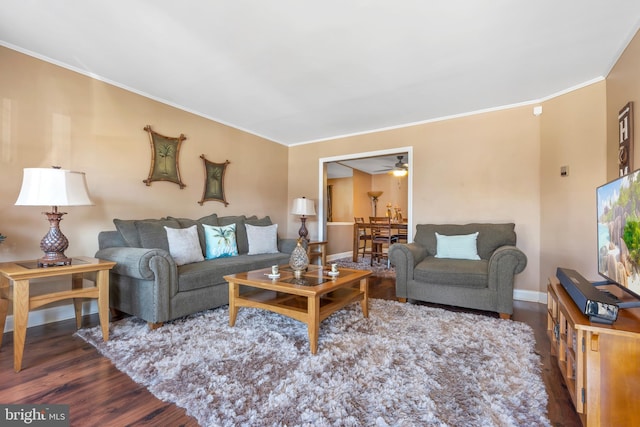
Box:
389;243;427;298
389;242;427;269
488;245;528;314
488;245;527;277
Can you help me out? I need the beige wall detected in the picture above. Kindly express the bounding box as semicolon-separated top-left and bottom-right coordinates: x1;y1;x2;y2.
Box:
326;177;353;222
372;173;408;219
607;30;640;179
353;169;372;219
539;82;607;282
0;46;290;263
289;106;542;293
327;223;353;255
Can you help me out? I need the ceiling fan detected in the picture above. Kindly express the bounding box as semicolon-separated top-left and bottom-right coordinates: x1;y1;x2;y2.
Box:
376;155;409;176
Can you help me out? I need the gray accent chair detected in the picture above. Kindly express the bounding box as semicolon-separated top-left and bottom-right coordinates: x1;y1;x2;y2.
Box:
95;214;297;327
389;223;527;318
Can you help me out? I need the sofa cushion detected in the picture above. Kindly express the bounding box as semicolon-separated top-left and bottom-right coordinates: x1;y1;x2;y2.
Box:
168;214;218;257
218;215;249;254
435;232;480;260
177;252;290;292
414;257;488;288
164;225;205;265
203;223;239;259
134;218;180;252
171;217;201;250
113;218;143;247
246;216;273;227
415;223;516;259
197;213;219;226
246;223;279;255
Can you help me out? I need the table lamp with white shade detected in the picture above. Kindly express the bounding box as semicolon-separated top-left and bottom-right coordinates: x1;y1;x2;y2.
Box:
15;167;94;267
291;197;316;242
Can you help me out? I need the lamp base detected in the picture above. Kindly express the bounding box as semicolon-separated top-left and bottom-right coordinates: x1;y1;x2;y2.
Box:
297;216;309;242
38;209;71;268
38;257;72;268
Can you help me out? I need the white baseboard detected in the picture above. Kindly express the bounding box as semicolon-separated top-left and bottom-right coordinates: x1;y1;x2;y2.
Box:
3;300;98;333
514;289;547;304
327;251;352;262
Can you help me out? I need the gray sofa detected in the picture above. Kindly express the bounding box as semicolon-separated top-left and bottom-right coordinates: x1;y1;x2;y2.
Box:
95;214;296;327
389;223;527;318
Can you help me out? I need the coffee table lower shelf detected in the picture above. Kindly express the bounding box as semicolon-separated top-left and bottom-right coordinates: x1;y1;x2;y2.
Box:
237;287;363;323
225;266;370;354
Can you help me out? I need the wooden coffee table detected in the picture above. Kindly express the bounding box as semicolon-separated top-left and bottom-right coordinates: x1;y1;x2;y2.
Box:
224;265;371;354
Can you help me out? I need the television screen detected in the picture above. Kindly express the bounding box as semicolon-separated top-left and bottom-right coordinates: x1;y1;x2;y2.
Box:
597;169;640;295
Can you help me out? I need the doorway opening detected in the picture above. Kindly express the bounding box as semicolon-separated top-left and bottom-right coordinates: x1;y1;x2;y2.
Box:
317;147;412;242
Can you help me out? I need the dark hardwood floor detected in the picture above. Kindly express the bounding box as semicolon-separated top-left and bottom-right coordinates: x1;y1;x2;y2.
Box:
0;276;582;426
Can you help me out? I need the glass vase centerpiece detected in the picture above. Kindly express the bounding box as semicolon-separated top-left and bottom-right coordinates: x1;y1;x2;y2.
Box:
289;238;309;278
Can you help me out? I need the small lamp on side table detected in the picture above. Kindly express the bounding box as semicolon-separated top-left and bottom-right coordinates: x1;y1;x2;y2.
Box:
15;167;94;267
291;197;316;242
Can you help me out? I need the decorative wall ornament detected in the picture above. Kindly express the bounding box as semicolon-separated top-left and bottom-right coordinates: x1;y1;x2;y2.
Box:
618;102;634;177
198;154;229;206
143;125;186;188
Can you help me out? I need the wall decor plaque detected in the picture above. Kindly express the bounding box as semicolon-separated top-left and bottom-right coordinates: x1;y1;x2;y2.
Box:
198;154;229;206
143;125;186;188
618;102;634;177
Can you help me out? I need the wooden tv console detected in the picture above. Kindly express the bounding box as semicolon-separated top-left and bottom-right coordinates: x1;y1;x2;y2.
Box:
547;277;640;426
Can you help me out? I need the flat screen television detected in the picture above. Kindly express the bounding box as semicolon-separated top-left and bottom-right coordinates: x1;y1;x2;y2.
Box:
597;169;640;295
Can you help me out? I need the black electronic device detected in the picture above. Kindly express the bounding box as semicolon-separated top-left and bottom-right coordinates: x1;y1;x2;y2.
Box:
556;267;620;324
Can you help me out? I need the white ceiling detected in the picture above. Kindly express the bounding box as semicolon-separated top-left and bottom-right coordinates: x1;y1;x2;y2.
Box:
1;1;640;146
326;154;409;178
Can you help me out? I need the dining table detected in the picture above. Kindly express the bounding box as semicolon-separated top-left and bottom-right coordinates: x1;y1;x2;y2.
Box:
352;221;408;262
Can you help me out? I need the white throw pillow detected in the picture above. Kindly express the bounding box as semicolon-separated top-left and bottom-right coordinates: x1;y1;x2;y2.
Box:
435;232;481;260
164;225;205;265
246;223;279;255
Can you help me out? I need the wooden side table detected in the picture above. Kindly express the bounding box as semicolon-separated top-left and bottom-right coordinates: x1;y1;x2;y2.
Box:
306;241;327;266
0;256;116;372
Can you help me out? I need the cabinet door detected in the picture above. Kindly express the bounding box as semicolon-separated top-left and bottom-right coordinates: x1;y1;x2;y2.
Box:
585;332;640;427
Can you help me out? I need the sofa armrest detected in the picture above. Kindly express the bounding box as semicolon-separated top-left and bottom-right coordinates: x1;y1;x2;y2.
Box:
389;243;428;298
488;245;528;314
95;246;178;287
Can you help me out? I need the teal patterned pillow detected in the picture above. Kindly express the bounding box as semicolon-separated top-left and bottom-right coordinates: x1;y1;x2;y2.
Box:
203;223;238;259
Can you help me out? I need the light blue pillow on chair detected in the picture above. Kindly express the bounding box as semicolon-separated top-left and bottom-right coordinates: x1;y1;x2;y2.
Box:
203;223;238;259
435;232;481;260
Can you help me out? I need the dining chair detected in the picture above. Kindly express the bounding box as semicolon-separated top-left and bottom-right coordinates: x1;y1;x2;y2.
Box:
369;216;398;267
396;226;408;243
354;217;372;261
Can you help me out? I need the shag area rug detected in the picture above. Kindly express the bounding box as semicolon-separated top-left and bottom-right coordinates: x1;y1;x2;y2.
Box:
76;299;550;427
334;256;395;278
